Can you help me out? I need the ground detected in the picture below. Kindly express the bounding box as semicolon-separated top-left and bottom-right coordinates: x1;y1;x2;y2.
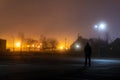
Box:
0;55;120;80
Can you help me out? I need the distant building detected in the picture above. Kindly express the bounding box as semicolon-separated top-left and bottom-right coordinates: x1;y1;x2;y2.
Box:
70;36;88;51
0;39;6;52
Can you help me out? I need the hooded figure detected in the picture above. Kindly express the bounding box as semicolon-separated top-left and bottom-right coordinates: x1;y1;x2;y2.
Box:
84;42;92;67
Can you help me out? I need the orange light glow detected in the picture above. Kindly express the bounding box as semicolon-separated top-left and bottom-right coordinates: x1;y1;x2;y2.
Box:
59;46;64;50
16;42;21;48
27;45;30;48
37;45;40;48
32;44;34;47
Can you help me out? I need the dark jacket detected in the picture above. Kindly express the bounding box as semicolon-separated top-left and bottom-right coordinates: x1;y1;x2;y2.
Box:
84;43;92;56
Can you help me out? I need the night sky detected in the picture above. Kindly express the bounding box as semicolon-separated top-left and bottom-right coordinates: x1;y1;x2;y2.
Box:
0;0;120;46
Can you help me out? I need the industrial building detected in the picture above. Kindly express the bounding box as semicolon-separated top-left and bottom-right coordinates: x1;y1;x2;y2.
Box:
0;39;6;52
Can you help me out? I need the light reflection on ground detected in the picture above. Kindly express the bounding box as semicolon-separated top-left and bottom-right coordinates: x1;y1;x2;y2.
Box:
0;57;120;80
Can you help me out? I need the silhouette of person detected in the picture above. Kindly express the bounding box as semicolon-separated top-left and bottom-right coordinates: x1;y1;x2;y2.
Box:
84;42;92;67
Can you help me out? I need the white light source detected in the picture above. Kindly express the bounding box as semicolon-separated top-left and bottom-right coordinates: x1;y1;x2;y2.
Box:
94;22;107;31
75;44;80;49
94;25;98;29
99;23;106;30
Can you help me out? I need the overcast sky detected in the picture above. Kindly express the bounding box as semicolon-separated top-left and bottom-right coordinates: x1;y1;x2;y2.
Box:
0;0;120;45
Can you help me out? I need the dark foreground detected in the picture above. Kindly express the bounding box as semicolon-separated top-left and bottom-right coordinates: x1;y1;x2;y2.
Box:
0;55;120;80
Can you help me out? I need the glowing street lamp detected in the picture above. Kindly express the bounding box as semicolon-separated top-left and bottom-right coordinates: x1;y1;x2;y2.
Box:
76;44;80;48
32;44;35;48
94;23;107;32
94;22;107;39
94;22;107;40
94;25;98;29
94;22;107;57
75;44;81;49
27;45;30;48
37;45;40;48
59;46;64;50
16;42;21;48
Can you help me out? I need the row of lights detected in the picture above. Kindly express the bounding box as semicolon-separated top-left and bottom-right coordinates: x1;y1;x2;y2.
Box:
15;42;69;51
15;42;41;49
